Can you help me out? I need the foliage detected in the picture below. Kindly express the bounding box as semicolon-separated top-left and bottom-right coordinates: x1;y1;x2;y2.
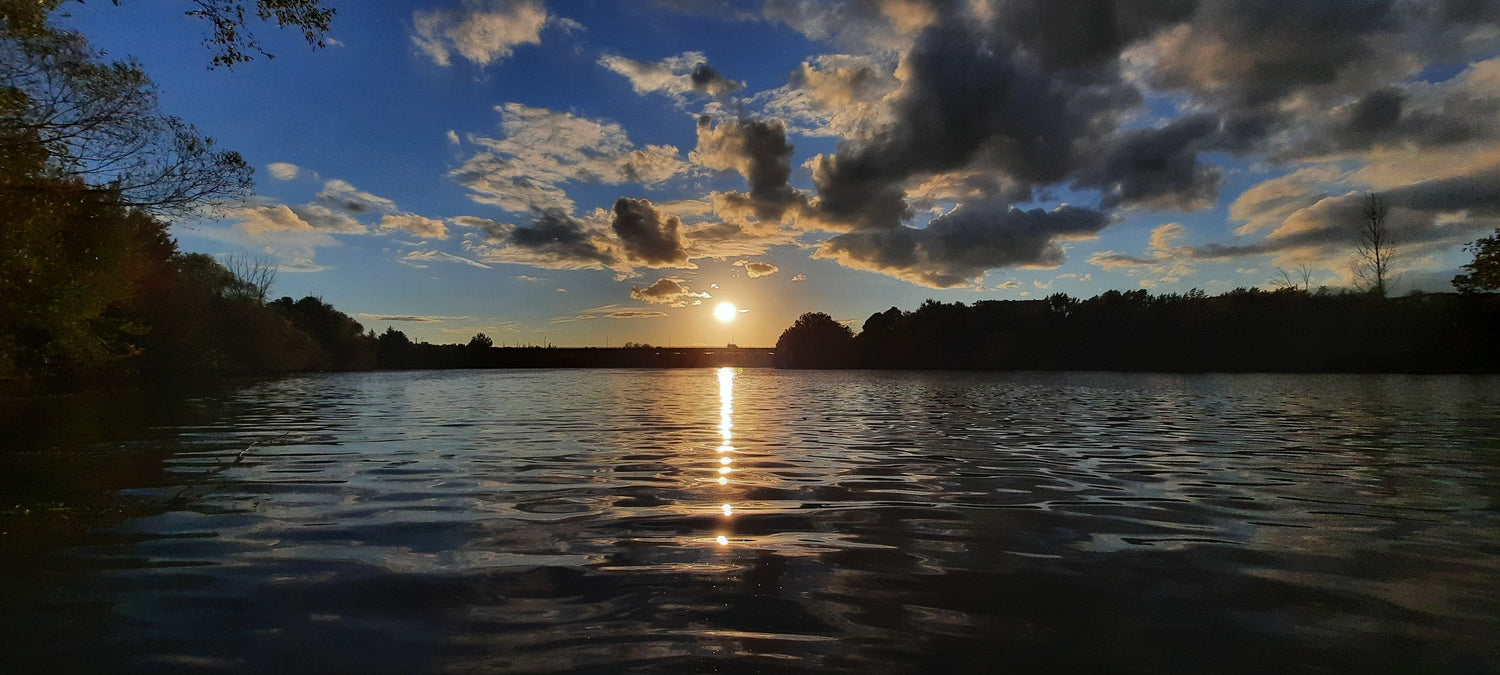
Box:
772;290;1500;373
1;3;253;216
271;296;375;371
1452;228;1500;293
773;312;856;369
375;326;412;369
0;0;353;383
0;169;176;376
180;0;338;69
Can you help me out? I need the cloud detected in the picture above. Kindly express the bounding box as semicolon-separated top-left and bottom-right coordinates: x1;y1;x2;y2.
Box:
459;211;618;270
1125;1;1500;157
630;277;711;307
287;203;366;233
803;10;1140;233
381;213;449;239
357;313;461;324
1073;114;1224;211
1101;170;1500;283
757;53;899;138
694;116;808;227
767;2;1500;289
554;304;671;321
814;200;1111;288
599;51;743;107
734;260;779;278
1229;165;1351;236
453;103;691;213
315;178;397;214
762;0;935;53
611;197;693;267
400;249;490;269
1088;222;1197;287
266;162;302;180
606;309;669;319
232;204;316;236
790;273;807;282
446;129;461;145
231;203;364;236
412;0;551;67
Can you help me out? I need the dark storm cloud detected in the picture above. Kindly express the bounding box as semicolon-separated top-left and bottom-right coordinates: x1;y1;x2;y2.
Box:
690;62;743;96
611;197;692;266
989;0;1194;72
786;0;1500;287
477;210;617;266
1142;0;1402;107
1294;80;1500;157
1075;114;1224;210
1138;0;1500;154
695;116;809;224
815;200;1111;287
806;7;1142;231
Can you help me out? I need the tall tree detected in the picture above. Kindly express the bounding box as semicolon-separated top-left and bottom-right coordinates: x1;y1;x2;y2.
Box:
1354;193;1395;297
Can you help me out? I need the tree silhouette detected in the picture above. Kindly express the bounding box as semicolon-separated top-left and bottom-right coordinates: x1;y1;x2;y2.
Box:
1453;228;1499;293
773;312;855;368
182;0;338;69
1354;193;1395;297
1;8;253;216
376;326;412;369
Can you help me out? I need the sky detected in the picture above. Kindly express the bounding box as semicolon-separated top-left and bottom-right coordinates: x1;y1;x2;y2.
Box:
60;0;1500;347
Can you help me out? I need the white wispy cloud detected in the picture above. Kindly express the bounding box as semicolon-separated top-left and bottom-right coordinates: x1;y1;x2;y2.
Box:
452;103;691;213
400;249;491;268
412;0;551;67
381;213;449;239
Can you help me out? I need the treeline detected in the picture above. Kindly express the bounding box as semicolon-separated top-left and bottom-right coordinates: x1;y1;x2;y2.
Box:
1;2;386;385
774;289;1500;373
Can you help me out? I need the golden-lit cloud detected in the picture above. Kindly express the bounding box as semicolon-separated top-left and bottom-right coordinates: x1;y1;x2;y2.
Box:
630;277;712;307
412;0;551;67
734;260;780;278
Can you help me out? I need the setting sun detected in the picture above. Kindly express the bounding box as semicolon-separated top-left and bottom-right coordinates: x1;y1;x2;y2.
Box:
714;302;737;323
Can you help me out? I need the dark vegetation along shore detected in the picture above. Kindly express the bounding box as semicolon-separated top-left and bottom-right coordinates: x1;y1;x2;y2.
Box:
774;290;1500;373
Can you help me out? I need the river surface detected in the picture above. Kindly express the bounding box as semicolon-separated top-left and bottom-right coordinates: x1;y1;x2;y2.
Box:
3;369;1499;673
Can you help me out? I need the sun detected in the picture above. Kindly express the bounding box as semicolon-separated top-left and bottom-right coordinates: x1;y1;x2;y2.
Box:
714;302;738;323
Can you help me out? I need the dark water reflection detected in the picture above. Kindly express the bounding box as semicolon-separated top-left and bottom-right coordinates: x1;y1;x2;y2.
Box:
4;369;1500;673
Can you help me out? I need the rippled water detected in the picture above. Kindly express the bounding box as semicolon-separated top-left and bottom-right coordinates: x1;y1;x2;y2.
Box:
4;369;1500;673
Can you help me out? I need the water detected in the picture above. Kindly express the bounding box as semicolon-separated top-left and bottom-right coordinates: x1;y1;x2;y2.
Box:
3;369;1499;673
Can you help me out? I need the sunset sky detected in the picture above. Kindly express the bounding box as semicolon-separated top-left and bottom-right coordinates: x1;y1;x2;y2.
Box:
61;1;1500;347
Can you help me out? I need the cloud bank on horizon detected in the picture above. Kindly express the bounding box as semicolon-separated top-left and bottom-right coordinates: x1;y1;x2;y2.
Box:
220;0;1498;302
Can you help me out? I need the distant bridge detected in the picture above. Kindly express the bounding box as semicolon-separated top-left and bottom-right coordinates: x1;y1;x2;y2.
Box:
480;347;774;368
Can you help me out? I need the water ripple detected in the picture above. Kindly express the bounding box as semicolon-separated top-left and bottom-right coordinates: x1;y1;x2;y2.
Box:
4;369;1499;673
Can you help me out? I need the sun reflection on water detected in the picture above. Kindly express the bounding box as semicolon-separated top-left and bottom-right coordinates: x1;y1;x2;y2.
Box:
714;366;736;547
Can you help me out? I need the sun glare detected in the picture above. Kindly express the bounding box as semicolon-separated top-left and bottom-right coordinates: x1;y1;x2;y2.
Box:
714;302;737;323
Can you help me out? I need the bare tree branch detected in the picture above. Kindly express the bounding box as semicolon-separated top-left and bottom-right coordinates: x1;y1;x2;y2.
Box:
1353;193;1395;297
